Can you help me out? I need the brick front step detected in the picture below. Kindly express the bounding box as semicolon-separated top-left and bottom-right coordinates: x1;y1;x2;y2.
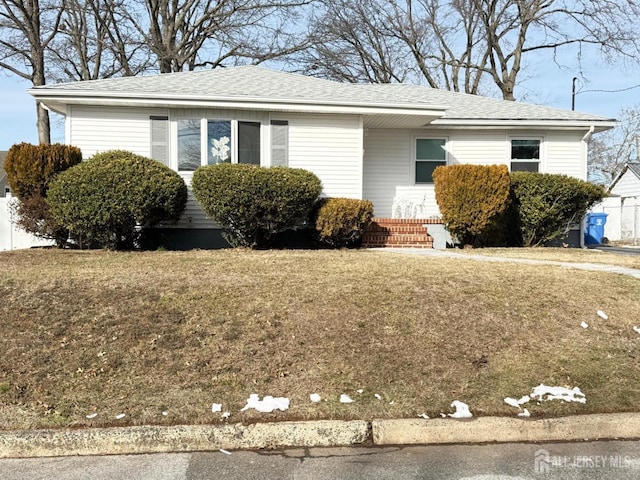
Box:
362;218;442;248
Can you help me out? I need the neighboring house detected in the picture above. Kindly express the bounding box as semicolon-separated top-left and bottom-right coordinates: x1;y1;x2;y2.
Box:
28;66;616;248
593;163;640;243
0;151;9;197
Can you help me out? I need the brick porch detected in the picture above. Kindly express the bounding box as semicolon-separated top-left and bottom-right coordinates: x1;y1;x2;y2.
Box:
362;218;443;248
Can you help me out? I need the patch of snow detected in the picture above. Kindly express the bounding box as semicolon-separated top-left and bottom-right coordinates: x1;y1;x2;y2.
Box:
309;393;322;403
418;413;430;419
374;394;382;400
440;413;447;418
115;413;126;419
530;384;586;404
633;326;640;334
211;403;222;413
219;449;232;455
449;400;473;418
357;389;364;394
340;394;354;404
221;412;230;419
518;409;531;418
581;321;589;329
162;411;169;416
597;310;609;320
240;394;290;413
86;413;97;419
389;401;395;405
504;397;521;409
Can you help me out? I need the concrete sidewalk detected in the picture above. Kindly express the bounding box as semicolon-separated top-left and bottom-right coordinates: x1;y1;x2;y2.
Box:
2;413;640;458
376;248;640;280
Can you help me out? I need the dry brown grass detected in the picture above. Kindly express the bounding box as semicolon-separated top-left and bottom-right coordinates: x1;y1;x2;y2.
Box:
454;247;640;269
0;248;639;431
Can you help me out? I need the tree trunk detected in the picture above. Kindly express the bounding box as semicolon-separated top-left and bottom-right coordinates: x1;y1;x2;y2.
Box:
36;102;51;144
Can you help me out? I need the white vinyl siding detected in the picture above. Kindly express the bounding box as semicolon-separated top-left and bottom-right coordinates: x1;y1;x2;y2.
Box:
545;131;585;179
68;105;168;158
611;171;640;198
364;129;587;218
287;114;362;198
363;130;412;217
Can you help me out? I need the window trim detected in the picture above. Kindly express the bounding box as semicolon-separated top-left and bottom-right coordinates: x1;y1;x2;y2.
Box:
413;136;448;185
510;136;543;172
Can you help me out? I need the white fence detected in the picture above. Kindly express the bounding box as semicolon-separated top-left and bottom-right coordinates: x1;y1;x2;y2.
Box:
0;196;55;251
591;196;640;245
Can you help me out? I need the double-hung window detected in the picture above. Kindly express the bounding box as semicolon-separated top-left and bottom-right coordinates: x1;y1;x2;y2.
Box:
415;138;447;184
510;139;540;172
177;118;261;171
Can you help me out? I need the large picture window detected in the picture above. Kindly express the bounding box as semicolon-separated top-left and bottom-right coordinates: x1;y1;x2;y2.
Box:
415;138;446;184
511;139;540;172
177;118;261;171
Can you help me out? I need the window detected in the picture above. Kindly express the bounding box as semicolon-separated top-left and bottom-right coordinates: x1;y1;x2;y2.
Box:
177;119;201;171
511;139;540;172
415;138;446;184
177;118;261;171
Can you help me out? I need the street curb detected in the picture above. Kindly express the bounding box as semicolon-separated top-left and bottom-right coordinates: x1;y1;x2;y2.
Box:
373;413;640;445
0;420;369;459
2;414;640;458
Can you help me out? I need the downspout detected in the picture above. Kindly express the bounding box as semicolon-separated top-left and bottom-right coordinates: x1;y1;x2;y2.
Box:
580;125;596;248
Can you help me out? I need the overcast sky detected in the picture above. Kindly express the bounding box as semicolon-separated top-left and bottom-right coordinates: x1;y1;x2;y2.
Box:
0;48;638;151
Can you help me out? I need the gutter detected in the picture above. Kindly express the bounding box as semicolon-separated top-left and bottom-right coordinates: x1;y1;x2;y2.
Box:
582;124;596;141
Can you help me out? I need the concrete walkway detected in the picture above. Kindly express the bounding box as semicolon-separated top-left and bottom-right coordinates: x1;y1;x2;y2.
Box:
377;248;640;280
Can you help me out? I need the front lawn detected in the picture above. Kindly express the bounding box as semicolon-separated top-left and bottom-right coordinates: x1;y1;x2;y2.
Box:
0;249;638;430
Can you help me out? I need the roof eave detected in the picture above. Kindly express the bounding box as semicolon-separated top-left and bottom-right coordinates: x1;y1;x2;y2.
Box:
432;118;617;131
28;89;449;118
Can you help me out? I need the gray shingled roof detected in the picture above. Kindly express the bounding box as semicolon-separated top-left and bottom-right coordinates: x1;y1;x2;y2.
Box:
31;65;614;123
627;162;640;179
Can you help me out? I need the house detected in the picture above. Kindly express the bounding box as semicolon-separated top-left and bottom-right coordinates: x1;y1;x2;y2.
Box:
28;66;616;248
592;163;640;243
0;151;9;197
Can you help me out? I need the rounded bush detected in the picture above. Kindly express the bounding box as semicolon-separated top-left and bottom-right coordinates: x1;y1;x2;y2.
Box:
433;164;511;246
510;172;605;246
47;150;187;250
192;163;322;248
4;143;83;246
313;197;374;248
5;142;82;199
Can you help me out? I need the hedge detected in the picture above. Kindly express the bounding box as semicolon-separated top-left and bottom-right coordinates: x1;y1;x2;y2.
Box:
47;150;187;250
313;197;374;248
433;164;511;246
192;163;322;248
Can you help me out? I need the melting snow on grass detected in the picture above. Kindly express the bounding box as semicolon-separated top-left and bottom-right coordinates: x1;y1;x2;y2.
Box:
449;400;473;418
633;326;640;334
504;396;530;409
580;321;589;329
240;394;290;413
309;393;322;403
531;384;586;404
340;394;354;404
597;310;609;320
211;403;222;413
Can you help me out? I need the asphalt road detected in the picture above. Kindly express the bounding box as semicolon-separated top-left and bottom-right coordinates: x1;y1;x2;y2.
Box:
2;441;640;480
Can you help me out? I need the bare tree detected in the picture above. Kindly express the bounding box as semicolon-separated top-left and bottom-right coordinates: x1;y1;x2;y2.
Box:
0;0;64;143
48;0;150;81
303;0;640;100
127;0;311;73
589;106;640;185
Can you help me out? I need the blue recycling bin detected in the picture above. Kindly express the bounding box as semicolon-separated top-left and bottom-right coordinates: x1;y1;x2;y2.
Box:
584;213;608;245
